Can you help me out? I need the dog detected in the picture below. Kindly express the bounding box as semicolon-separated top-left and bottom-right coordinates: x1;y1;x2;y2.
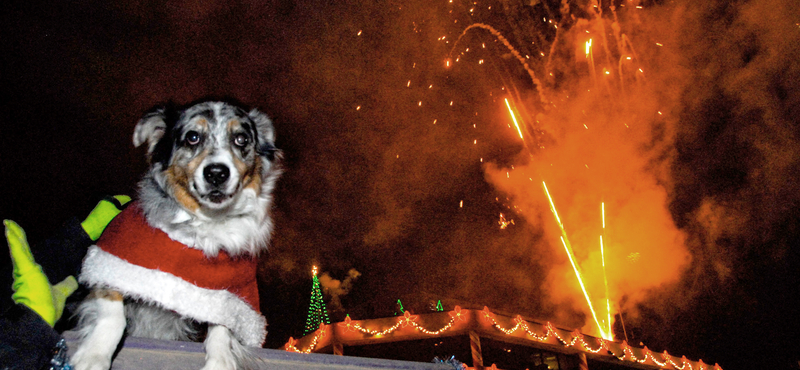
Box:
71;100;281;370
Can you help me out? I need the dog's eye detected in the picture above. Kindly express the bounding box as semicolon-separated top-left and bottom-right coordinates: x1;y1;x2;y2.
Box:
234;134;249;148
185;131;201;146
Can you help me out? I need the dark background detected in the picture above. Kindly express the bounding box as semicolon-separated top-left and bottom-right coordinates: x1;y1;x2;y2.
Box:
2;1;799;369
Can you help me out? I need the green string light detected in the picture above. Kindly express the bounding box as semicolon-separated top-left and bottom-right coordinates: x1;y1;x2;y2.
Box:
394;299;405;315
303;266;330;335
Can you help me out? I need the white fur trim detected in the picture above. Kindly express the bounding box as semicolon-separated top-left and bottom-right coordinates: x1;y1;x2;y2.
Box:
80;245;267;347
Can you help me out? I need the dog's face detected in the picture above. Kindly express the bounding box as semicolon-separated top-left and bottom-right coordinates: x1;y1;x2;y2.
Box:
133;101;279;213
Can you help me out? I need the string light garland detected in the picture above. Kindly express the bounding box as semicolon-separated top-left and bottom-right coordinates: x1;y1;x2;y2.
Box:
285;306;722;370
285;323;327;354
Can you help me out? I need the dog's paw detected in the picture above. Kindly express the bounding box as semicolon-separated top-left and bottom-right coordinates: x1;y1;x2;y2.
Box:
71;350;112;370
199;358;237;370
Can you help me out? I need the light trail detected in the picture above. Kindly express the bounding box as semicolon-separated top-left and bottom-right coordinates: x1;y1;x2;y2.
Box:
560;235;608;341
600;203;612;339
543;181;609;339
586;38;597;84
602;202;606;229
600;235;612;339
449;23;547;104
504;98;524;140
542;181;563;226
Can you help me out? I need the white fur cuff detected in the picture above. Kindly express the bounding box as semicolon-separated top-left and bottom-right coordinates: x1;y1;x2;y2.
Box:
80;245;267;347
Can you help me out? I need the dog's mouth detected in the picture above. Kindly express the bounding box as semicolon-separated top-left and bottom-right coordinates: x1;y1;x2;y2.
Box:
190;181;236;207
206;190;232;204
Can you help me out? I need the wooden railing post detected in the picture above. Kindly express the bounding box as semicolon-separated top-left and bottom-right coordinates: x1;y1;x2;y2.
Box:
469;330;484;370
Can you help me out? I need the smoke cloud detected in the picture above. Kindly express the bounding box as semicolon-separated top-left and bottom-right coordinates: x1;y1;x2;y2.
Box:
319;268;362;313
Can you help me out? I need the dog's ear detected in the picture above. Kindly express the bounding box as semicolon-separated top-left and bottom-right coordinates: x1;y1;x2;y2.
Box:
133;108;167;154
248;108;280;162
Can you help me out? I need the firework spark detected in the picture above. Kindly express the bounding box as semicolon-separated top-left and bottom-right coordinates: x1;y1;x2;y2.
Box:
498;213;515;229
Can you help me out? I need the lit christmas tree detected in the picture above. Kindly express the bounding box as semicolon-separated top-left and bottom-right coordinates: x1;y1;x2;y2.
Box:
303;266;331;335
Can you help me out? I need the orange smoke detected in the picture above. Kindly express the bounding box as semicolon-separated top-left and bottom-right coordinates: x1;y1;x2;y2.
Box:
486;103;690;336
480;3;692;338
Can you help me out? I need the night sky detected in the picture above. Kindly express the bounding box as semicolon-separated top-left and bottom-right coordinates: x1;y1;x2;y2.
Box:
2;1;799;369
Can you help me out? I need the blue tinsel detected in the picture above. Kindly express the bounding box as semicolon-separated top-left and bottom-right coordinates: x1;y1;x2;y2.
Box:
432;355;467;370
49;338;73;370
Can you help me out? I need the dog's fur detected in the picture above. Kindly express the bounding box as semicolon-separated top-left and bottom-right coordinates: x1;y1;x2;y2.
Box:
72;100;281;370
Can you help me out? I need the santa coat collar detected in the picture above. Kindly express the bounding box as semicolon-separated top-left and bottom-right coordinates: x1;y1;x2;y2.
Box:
79;202;266;347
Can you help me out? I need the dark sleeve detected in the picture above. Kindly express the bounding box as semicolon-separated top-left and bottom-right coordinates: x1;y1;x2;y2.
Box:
0;303;62;370
29;217;93;285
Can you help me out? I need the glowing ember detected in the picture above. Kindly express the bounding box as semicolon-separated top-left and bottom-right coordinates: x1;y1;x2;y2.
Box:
498;213;514;229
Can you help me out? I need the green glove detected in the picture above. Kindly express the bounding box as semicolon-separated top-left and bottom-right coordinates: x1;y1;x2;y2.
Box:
5;195;130;327
5;219;66;327
81;195;132;241
51;275;78;320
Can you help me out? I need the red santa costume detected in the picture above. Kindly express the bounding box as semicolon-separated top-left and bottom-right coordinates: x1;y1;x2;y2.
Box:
79;203;267;347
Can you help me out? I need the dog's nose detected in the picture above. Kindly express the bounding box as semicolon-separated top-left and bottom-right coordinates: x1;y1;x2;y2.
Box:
203;164;230;186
